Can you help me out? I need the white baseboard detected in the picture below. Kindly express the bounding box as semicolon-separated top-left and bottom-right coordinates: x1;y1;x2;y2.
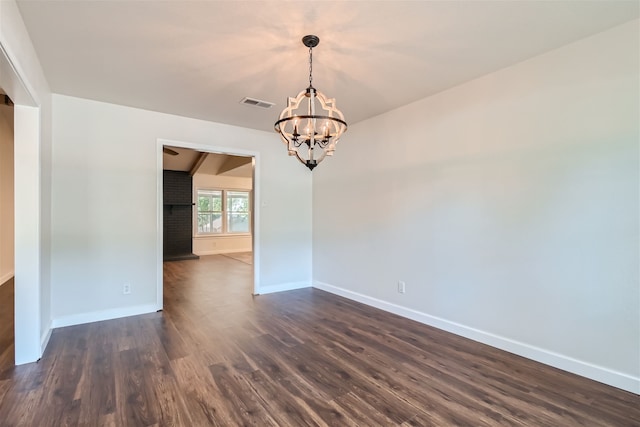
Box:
40;321;52;355
0;271;14;286
313;281;640;395
257;281;310;295
51;303;160;329
194;249;252;256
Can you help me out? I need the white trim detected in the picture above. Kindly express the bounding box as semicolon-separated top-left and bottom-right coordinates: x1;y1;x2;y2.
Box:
313;281;640;395
195;249;252;256
13;105;42;366
40;321;52;354
251;156;260;293
156;139;164;309
0;271;14;286
51;304;159;329
256;281;310;295
0;24;43;364
157;138;261;297
0;30;39;107
159;139;259;158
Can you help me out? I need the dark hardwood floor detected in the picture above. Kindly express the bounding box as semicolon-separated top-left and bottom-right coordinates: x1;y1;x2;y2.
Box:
0;256;638;426
0;278;14;375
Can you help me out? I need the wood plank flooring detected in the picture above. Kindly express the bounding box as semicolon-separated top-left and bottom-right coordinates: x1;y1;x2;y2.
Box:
0;278;14;376
0;256;638;426
220;251;253;265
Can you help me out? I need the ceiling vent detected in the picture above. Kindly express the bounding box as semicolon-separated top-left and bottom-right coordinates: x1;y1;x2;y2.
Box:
240;97;274;109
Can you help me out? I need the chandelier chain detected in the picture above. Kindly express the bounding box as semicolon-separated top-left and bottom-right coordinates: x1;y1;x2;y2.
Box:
308;46;313;88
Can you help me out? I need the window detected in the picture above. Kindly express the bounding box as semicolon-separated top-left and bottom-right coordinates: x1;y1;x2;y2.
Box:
196;189;251;234
227;191;250;233
197;190;222;233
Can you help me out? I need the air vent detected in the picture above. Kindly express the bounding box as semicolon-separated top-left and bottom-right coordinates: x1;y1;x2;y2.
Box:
240;97;275;109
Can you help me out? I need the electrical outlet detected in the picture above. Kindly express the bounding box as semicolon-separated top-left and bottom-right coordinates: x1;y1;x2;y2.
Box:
398;281;406;294
123;283;131;295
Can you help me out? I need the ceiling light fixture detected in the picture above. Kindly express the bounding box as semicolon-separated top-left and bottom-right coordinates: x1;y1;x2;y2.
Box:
274;35;347;171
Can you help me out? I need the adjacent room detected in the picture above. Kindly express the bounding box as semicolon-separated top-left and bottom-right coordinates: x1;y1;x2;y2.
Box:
0;89;14;373
0;0;638;425
162;147;255;310
162;147;253;261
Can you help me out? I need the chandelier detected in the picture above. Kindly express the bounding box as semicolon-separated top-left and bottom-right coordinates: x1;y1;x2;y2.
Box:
274;35;348;171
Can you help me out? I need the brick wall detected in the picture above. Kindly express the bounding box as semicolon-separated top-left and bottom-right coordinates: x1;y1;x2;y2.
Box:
163;170;198;261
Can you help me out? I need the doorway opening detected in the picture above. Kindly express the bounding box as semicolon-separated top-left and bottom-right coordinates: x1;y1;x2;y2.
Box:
157;139;260;311
0;91;14;372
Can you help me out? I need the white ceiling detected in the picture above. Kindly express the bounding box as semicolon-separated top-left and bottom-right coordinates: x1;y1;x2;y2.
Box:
16;1;639;132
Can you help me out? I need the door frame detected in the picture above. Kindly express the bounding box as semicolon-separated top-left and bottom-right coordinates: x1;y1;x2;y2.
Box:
0;43;45;363
156;138;261;309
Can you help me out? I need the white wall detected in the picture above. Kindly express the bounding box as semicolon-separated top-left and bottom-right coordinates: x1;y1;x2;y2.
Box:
313;20;639;393
0;104;13;285
51;94;312;325
0;0;53;364
192;173;253;256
